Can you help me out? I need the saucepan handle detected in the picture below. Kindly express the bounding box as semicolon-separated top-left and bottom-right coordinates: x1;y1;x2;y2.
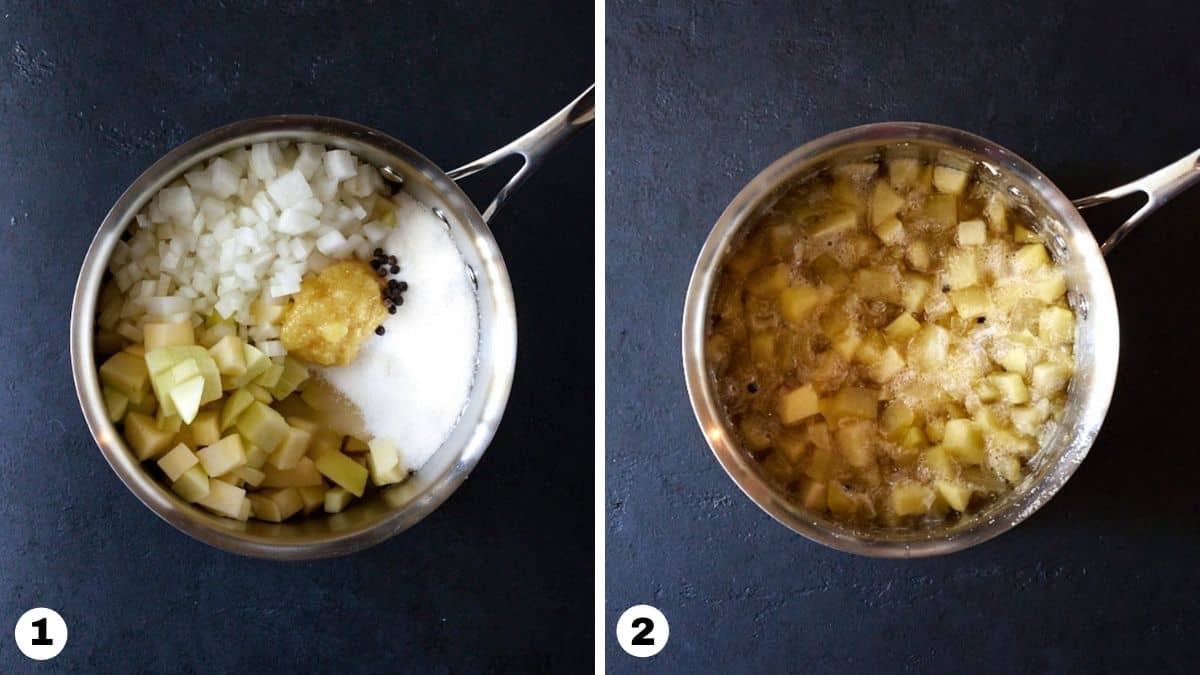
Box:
1073;148;1200;255
447;85;595;224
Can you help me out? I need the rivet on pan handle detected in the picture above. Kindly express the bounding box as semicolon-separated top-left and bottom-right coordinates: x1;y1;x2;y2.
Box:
1074;148;1200;255
448;85;596;224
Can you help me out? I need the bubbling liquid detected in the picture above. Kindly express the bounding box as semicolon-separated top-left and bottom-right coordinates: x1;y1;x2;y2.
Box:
707;152;1075;527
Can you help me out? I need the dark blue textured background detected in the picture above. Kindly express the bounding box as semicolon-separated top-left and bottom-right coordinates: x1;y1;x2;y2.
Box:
0;2;593;672
606;1;1200;672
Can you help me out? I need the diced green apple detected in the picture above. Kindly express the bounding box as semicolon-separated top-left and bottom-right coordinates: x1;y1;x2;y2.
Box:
988;372;1029;405
872;215;905;246
935;480;972;511
169;375;205;424
942;419;985;465
884;313;920;342
269;358;310;400
932;166;970;194
887;158;921;190
955;219;987;246
143;322;195;350
208;335;247;377
187;410;220;447
324;487;354;514
220;388;255;431
124;411;176;460
235;401;289;453
268;425;312;470
778;384;820;425
890;482;934;516
171;466;210;502
261;456;324;488
870;181;906;227
949;287;990;320
222;343;270;390
245;383;272;403
103;386;129;423
314;451;368;497
254;362;285;389
233;465;265;487
196;434;246;477
808;209;858;239
157;443;199;482
1012;243;1050;273
1038;306;1074;344
367;437;407;486
1031;362;1071;396
779;285;824;326
196;479;246;519
297;486;326;514
99;351;149;396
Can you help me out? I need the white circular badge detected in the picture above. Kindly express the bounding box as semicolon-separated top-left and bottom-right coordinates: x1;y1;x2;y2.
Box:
14;607;67;660
615;604;669;658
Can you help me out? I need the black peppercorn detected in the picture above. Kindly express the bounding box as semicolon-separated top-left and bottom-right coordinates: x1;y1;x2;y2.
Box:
387;279;399;289
388;255;397;265
374;248;384;257
397;281;408;291
389;265;399;274
376;267;387;277
375;325;385;336
370;259;381;269
388;305;397;314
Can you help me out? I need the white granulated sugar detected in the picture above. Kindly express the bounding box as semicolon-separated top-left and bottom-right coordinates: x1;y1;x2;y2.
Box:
318;193;479;471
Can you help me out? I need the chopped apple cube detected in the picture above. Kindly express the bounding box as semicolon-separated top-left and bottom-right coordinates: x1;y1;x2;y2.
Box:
1031;362;1071;396
943;419;985;464
821;386;879;423
269;358;310;400
1009;406;1044;436
1013;224;1040;243
343;436;370;453
749;332;775;365
804;446;834;481
124;411;176;460
906;240;932;271
367;437;407;486
208;335;246;377
883;313;920;343
779;384;820;425
244;444;269;469
872;215;905;246
196;479;246;519
934;480;972;511
196;434;246;477
890;482;935;516
994;455;1023;484
870;181;906;226
261;456;324;488
887;158;921;190
853;267;899;302
168;375;205;424
245;383;272;403
315;451;369;497
171;466;210;502
1012;243;1050;273
867;346;905;383
880;401;915;441
835;420;875;468
187;410;220;447
949;287;990;320
983;194;1007;232
745;264;790;296
100;351;149;396
268;424;312;470
235;401;289;453
809;208;858;239
103;386;129;423
901;273;932;312
223;343;271;389
826;482;859;518
307;430;342;459
157;443;199;482
944;249;978;289
933;166;970;194
956;219;987;246
324;487;354;514
923;193;957;229
1031;268;1067;303
220;388;255;431
798;480;827;511
143;322;195;350
779;285;824;325
249;488;304;522
298;485;327;514
921;446;956;480
232;465;265;487
1038;306;1074;344
254;362;285;389
901;426;928;451
909;324;950;371
989;372;1029;404
998;348;1028;375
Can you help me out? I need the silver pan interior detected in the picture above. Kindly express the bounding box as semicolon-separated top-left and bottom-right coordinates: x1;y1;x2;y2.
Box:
682;122;1119;557
71;116;517;559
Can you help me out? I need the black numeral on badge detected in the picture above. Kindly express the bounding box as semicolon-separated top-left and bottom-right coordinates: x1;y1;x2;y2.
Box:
631;617;654;646
31;617;53;646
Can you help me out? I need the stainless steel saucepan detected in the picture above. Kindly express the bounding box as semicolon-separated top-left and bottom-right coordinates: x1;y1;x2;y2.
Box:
71;86;594;559
683;122;1200;557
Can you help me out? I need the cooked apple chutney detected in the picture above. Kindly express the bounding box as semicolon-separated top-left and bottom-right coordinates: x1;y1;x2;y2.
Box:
706;153;1075;527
